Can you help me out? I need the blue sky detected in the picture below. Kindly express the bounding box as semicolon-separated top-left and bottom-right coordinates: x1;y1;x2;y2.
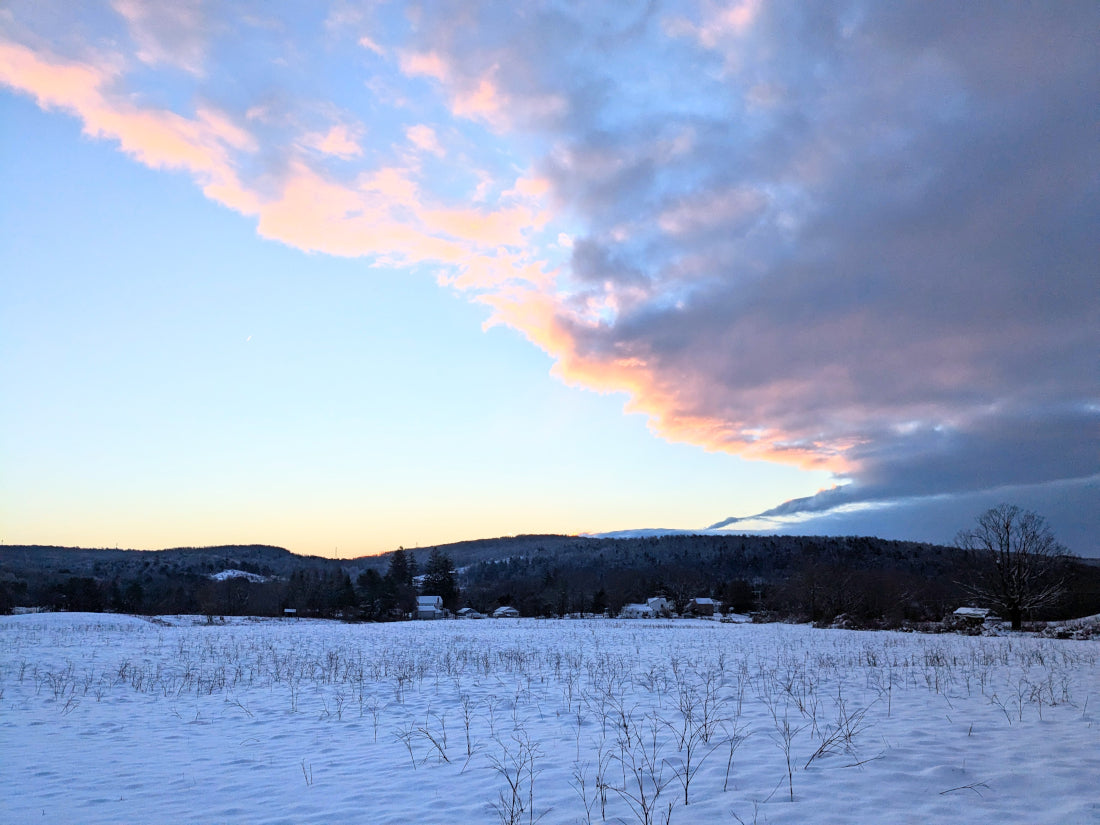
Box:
1;2;1097;556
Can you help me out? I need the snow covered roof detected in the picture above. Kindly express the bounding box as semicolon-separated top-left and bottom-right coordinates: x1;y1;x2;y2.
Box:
418;595;442;605
953;607;990;618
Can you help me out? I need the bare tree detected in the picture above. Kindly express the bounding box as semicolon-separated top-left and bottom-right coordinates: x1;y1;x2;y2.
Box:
956;504;1066;630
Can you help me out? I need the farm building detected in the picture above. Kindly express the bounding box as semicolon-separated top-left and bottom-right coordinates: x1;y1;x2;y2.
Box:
492;605;520;618
647;597;672;617
620;597;673;619
949;606;995;631
685;597;717;616
417;595;445;620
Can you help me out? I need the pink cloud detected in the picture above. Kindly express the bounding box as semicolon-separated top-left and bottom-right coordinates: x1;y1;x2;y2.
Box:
398;49;564;131
0;40;111;110
399;50;446;82
664;0;761;50
358;35;385;56
300;124;363;159
404;124;444;157
0;39;257;213
0;35;556;298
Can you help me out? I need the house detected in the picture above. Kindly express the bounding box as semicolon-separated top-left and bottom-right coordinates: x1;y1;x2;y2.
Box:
619;597;673;619
685;597;716;617
417;595;445;620
456;607;484;619
492;605;520;618
647;597;672;617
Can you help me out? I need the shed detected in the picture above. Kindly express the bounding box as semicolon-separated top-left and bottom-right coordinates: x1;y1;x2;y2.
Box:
950;606;991;630
492;605;520;618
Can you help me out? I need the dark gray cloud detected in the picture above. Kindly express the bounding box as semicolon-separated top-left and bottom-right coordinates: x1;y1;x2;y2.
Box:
718;475;1100;557
381;2;1100;543
404;0;1099;536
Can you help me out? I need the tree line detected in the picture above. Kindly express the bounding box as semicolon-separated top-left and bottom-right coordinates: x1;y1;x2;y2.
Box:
2;507;1097;626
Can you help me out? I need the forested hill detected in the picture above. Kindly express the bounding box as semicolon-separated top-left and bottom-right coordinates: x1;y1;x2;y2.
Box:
0;544;334;578
3;535;1099;624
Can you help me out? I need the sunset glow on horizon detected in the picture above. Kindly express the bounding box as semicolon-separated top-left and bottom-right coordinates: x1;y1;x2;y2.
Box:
2;2;1097;557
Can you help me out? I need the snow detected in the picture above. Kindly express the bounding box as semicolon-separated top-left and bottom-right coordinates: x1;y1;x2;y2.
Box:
210;569;269;583
1;614;1098;824
954;607;991;618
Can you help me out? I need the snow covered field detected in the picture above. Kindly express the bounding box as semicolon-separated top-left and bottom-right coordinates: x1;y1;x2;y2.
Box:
2;614;1097;824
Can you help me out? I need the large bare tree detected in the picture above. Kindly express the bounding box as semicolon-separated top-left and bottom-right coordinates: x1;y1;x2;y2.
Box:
956;504;1067;630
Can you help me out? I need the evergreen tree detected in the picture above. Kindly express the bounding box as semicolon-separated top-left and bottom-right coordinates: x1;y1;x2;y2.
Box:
384;548;418;617
386;548;412;587
421;548;457;611
357;568;385;619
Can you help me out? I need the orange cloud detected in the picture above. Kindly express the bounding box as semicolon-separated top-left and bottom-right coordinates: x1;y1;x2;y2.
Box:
480;282;852;473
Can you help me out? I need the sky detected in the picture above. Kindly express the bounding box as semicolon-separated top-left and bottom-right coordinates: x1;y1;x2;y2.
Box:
1;1;1097;557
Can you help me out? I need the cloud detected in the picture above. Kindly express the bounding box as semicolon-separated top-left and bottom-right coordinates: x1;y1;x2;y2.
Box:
0;38;257;213
0;16;552;291
405;124;444;157
358;35;385;56
716;475;1100;557
299;124;363;159
3;1;1097;544
111;0;208;75
396;1;1098;535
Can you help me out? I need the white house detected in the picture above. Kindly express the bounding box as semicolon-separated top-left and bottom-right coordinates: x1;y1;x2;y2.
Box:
647;597;672;617
619;603;653;619
417;595;445;620
492;605;520;618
